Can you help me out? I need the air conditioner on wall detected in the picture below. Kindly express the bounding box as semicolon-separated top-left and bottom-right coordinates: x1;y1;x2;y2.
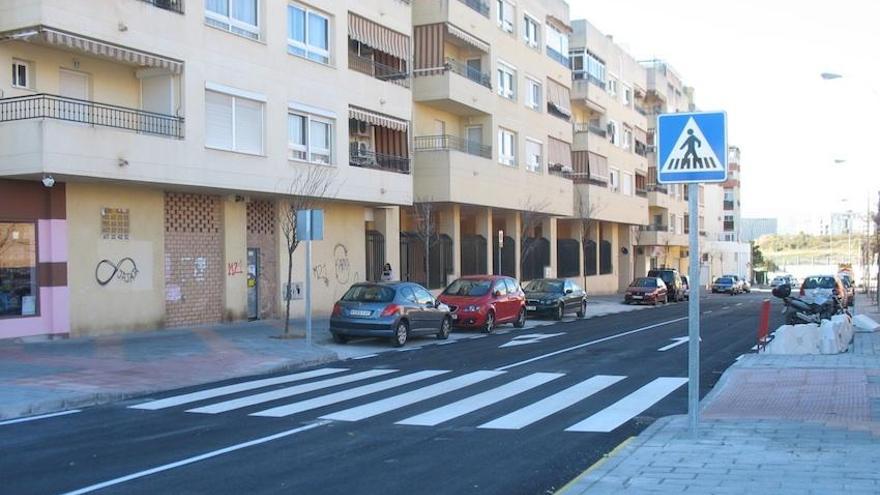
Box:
354;120;370;136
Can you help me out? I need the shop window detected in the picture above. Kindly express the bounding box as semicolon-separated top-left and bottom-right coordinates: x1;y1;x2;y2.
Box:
0;223;38;318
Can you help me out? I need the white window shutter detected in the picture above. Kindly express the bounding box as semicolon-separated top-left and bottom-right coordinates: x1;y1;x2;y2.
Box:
234;97;263;154
206;91;234;149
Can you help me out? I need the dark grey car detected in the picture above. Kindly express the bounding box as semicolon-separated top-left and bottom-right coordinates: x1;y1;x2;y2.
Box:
523;279;587;320
330;282;451;347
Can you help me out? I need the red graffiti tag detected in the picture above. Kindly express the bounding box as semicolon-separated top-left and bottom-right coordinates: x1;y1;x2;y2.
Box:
227;261;243;276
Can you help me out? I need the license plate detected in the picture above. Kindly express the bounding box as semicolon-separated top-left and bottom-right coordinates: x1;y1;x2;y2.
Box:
349;309;371;317
631;295;643;300
526;306;536;311
451;314;458;320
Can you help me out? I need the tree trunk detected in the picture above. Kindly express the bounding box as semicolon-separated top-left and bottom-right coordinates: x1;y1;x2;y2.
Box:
425;240;431;289
284;247;293;336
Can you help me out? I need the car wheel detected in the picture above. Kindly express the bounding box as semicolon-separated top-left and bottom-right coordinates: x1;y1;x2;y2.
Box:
483;312;496;334
555;304;564;321
436;317;451;340
514;308;526;328
332;332;349;344
577;301;586;318
391;320;409;347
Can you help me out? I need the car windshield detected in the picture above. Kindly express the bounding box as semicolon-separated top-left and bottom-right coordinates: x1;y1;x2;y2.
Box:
341;285;395;303
524;280;563;293
443;279;491;297
631;278;657;288
802;276;835;289
716;277;732;284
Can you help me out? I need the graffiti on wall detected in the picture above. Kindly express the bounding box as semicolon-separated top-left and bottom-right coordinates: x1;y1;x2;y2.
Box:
227;260;243;276
333;243;358;285
313;264;330;287
95;257;139;286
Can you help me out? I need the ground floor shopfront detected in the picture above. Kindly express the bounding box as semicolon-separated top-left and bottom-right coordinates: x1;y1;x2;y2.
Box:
0;179;401;339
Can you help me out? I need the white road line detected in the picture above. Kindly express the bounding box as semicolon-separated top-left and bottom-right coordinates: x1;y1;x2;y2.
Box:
735;302;743;306
251;370;449;418
396;372;563;426
186;369;396;414
436;340;457;345
130;368;347;411
0;409;81;426
351;354;378;360
703;310;713;315
478;375;625;430
60;420;329;495
495;317;688;371
321;370;504;422
565;377;688;433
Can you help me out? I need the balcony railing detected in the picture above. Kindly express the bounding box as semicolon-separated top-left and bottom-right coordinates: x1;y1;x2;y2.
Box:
635;188;648;198
573;71;606;90
0;93;184;139
723;222;736;231
445;58;491;89
414;134;491;159
546;46;569;67
634;140;648;157
635;105;647;116
573;122;607;138
457;0;490;17
139;0;184;14
723;200;735;210
349;51;410;88
646;184;668;194
640;224;669;232
349;148;411;174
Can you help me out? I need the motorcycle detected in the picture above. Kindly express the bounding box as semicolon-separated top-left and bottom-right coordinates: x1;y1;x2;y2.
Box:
771;284;844;325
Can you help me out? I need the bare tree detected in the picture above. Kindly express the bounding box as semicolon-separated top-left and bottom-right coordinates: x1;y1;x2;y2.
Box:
519;197;551;279
630;225;643;279
411;198;437;288
575;189;603;290
279;166;337;337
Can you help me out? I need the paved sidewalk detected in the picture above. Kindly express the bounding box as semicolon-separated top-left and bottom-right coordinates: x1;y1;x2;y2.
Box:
560;293;880;494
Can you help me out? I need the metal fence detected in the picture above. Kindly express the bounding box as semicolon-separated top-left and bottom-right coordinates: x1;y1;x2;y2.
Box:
557;239;580;278
0;93;184;139
349;148;411;174
461;234;488;276
414;134;492;159
457;0;490;17
140;0;184;14
365;230;385;282
445;58;491;89
348;52;410;88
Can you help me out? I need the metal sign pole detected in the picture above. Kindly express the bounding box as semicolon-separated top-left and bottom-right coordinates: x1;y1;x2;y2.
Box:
687;186;700;435
305;212;313;347
498;230;504;275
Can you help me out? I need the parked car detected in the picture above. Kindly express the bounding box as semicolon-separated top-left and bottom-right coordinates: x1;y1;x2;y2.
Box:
438;275;526;333
523;278;587;320
712;276;740;294
330;282;452;347
800;275;848;307
646;268;684;303
770;275;794;288
723;274;745;293
740;277;751;293
838;273;856;307
681;275;690;300
624;277;669;305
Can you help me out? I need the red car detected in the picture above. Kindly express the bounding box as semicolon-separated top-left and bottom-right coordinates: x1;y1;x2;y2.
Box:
624;277;669;305
438;275;526;333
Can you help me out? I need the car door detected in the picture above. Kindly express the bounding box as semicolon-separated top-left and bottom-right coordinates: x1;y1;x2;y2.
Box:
562;281;576;313
398;286;424;330
569;281;586;312
505;278;523;318
413;286;444;333
491;279;510;322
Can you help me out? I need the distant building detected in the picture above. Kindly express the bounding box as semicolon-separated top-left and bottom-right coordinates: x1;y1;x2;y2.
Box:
741;218;779;242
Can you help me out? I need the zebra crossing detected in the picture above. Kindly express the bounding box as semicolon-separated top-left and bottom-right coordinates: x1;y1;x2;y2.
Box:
129;367;687;434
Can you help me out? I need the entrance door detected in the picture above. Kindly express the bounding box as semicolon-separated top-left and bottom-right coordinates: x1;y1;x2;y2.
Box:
59;69;90;100
247;248;260;320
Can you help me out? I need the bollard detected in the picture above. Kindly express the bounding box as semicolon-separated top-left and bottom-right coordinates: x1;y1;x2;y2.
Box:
756;299;771;352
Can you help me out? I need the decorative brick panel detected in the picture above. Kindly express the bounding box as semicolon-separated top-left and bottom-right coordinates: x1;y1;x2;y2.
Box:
247;200;277;319
164;193;224;327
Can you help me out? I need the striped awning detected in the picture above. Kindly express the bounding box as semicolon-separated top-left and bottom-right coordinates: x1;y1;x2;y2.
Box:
547;78;572;118
446;23;489;53
548;137;572;169
349;13;410;62
349;106;409;133
588;152;609;181
3;26;183;73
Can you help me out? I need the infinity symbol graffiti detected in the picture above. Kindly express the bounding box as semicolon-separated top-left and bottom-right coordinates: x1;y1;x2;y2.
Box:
95;257;139;286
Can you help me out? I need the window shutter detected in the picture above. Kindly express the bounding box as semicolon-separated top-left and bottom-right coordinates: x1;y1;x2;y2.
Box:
234;97;263;154
206;90;233;149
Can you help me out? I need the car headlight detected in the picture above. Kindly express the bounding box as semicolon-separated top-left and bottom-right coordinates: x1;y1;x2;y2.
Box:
542;299;555;305
464;304;481;312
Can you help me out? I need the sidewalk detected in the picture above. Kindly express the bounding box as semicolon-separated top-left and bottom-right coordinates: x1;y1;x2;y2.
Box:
561;293;880;494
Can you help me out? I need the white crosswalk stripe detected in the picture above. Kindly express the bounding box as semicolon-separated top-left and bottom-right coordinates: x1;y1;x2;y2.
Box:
565;377;688;433
251;370;449;418
186;369;397;415
320;370;504;422
397;372;563;427
128;368;348;411
479;375;625;430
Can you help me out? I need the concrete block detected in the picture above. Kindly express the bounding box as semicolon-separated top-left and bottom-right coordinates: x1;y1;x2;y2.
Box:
853;314;880;333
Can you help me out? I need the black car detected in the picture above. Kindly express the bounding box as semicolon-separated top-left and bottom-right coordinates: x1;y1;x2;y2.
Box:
523;279;587;320
647;268;684;303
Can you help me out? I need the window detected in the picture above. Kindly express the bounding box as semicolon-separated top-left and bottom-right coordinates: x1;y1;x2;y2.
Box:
525;139;542;173
607;77;617;97
609;168;620;192
545;24;569;62
205;0;260;40
622;172;634;196
724;188;735;201
622;85;632;106
523;15;539;48
492;279;508;295
11;59;31;89
670;214;677;234
498;128;516;166
0;223;37;317
413;287;434;305
623;127;633;150
525;77;541;110
607;120;619;146
289;112;334;164
497;62;516;100
497;0;514;33
288;3;330;64
205;88;264;155
586;51;605;84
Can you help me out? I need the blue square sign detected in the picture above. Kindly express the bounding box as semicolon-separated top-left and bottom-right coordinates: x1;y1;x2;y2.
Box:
657;111;727;184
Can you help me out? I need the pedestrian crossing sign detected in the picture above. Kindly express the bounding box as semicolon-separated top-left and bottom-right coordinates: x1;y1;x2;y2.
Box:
657;111;727;184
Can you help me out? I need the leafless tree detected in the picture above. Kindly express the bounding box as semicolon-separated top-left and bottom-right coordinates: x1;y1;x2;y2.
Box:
279;166;337;337
575;189;603;290
411;198;437;288
519;197;551;279
630;225;643;279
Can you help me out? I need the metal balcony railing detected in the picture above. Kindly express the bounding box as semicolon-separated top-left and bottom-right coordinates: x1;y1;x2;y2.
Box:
348;51;411;88
573;71;606;90
457;0;490;17
635;188;648;198
640;225;669;232
349;148;411;174
0;93;184;138
445;58;491;89
573;122;607;137
414;135;491;159
546;46;569;67
723;200;735;210
646;184;668;194
635;105;647;116
139;0;184;14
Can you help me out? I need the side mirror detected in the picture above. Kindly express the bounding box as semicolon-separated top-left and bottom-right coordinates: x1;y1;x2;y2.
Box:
433;299;441;308
493;290;503;297
771;284;791;299
565;289;573;294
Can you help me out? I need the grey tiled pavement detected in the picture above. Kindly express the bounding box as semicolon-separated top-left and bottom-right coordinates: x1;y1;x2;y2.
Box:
560;293;880;495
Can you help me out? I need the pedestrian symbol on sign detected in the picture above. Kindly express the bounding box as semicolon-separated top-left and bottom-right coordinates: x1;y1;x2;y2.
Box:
661;117;722;172
656;111;726;184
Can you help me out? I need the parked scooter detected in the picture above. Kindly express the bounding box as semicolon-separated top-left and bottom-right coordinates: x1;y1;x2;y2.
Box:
771;284;844;325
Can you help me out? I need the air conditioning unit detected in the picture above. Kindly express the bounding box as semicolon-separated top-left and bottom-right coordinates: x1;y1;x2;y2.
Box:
353;120;370;137
560;165;573;173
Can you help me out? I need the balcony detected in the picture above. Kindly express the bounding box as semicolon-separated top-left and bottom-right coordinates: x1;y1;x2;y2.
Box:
723;200;735;211
574;122;607;138
723;221;736;231
571;78;612;114
571;183;648;225
457;0;489;17
139;0;184;14
636;187;647;198
414;134;491;159
445;58;491;89
349;51;410;88
546;46;569;68
636;225;688;247
413;59;493;115
0;94;184;139
349;148;411;175
635;105;647;116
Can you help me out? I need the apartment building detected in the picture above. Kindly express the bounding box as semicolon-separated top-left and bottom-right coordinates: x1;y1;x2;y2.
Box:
407;0;574;288
0;0;414;338
705;145;751;280
721;146;742;242
566;20;649;294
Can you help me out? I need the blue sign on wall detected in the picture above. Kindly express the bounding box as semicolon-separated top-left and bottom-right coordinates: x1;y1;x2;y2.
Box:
657;111;727;184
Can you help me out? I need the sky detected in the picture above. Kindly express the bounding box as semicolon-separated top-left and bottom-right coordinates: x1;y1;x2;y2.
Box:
569;0;880;234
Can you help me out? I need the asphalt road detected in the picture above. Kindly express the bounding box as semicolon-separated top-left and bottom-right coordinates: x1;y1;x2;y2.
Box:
0;291;779;495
